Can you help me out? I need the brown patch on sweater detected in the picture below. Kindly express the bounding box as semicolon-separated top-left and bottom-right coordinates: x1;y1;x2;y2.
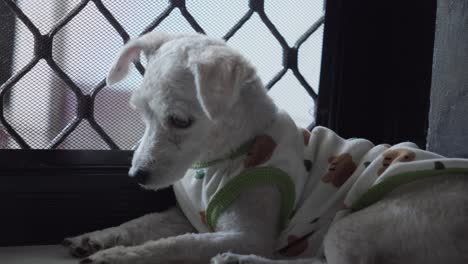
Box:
378;148;416;175
244;134;277;168
301;128;311;145
321;153;357;187
199;211;207;226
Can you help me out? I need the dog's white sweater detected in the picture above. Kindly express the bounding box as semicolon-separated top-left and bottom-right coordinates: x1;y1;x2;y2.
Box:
174;113;468;258
174;110;308;233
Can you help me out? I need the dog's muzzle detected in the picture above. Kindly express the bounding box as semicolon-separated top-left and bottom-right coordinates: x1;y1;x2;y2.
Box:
129;139;149;184
129;169;150;184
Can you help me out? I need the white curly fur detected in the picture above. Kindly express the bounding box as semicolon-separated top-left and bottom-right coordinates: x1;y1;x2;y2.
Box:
64;32;468;264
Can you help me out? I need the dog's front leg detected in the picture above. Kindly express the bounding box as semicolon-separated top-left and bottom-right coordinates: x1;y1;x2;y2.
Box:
81;186;281;264
64;206;195;258
212;253;326;264
81;231;260;264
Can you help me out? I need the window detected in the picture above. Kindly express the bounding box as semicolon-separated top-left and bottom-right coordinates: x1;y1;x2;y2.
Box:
0;0;325;150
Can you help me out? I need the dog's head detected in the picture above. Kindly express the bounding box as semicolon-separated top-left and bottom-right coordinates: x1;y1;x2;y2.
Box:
106;32;262;190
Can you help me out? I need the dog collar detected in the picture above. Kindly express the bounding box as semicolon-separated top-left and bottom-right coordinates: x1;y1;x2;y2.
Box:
191;111;278;169
191;139;255;169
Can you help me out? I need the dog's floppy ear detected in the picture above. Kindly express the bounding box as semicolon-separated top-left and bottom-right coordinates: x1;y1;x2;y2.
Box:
189;46;256;120
106;32;179;85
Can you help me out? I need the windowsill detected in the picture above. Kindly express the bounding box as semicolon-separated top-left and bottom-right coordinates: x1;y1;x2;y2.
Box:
0;245;76;264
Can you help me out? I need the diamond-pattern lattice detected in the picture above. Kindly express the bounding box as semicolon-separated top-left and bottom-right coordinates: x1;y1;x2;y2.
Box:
101;0;169;37
298;24;324;94
264;0;323;46
228;13;283;82
186;1;248;38
94;67;144;150
52;2;123;94
151;8;198;34
268;72;316;126
5;16;34;86
17;0;81;35
3;60;77;149
0;0;325;150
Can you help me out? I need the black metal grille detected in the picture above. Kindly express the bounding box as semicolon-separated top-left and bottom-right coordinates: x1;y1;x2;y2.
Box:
0;0;324;150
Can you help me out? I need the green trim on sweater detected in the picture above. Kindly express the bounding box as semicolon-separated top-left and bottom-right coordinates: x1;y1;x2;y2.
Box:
205;167;295;231
351;168;468;211
191;140;254;169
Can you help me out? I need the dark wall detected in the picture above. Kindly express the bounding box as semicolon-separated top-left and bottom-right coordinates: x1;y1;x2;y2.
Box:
427;0;468;158
317;0;437;148
0;150;175;246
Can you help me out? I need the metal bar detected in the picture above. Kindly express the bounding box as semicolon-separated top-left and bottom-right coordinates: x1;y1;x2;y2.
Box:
43;1;81;148
0;113;30;149
0;56;40;149
45;59;87;148
140;5;175;35
0;57;40;98
295;15;325;48
134;62;145;76
49;0;91;37
2;0;41;38
92;0;130;43
46;117;81;149
257;11;289;49
292;68;318;100
46;60;83;99
88;117;120;150
178;6;205;34
265;67;287;90
223;9;254;41
90;79;106;100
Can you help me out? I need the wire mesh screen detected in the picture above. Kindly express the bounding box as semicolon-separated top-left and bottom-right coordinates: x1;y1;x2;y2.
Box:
0;0;325;150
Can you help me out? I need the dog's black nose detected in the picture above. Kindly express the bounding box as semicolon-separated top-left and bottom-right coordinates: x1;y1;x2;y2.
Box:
130;169;150;184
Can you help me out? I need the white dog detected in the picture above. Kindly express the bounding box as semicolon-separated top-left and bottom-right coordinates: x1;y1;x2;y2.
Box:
63;32;468;264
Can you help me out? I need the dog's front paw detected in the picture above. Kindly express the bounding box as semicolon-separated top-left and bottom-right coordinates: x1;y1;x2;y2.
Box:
211;253;260;264
211;253;241;264
63;230;126;258
63;236;103;258
79;246;136;264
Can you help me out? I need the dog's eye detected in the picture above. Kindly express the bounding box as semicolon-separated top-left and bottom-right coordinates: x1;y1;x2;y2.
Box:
168;115;193;129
